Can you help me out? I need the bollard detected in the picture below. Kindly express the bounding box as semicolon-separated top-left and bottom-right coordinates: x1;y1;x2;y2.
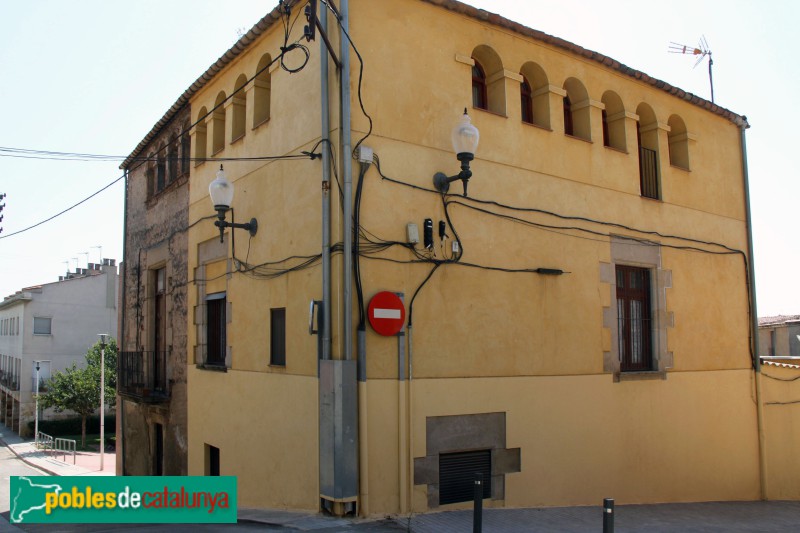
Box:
603;498;614;533
473;473;483;533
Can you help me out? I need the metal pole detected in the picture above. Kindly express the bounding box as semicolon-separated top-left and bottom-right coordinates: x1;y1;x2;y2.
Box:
341;0;353;362
98;334;107;471
603;498;614;533
473;473;483;533
320;1;331;362
34;362;40;447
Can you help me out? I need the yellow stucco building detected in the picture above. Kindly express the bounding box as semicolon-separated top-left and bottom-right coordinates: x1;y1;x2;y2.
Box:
122;0;800;517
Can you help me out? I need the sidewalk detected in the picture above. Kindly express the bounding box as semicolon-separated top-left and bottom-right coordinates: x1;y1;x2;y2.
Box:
0;428;115;477
3;426;798;532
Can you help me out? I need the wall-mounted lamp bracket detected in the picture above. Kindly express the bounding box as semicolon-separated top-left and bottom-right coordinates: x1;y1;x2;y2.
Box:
433;152;474;197
214;209;258;243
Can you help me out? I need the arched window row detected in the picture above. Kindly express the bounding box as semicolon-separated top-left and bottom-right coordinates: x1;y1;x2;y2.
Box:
147;120;192;199
192;53;273;164
466;44;696;200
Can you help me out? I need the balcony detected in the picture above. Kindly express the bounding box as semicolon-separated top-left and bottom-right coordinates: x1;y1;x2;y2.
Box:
119;351;169;403
0;371;20;392
30;377;49;394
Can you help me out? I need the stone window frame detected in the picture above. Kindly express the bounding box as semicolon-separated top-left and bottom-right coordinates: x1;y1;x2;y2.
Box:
413;412;520;508
194;235;232;371
601;236;674;381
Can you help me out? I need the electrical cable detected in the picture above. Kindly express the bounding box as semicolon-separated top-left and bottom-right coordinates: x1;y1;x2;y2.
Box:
0;174;124;240
319;0;373;157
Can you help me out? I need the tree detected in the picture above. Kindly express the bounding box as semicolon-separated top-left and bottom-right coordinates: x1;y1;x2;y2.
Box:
38;338;118;448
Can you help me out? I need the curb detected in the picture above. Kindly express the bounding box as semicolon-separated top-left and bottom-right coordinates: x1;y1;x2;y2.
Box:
0;434;66;477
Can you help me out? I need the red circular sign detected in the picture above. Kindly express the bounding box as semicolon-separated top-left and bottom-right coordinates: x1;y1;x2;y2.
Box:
368;291;406;336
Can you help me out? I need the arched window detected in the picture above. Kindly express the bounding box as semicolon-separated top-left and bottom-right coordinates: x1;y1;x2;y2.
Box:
520;76;533;124
194;107;208;165
156;143;166;192
667;115;690;169
253;54;272;127
211;92;226;154
471;45;506;115
146;154;155;198
600;91;626;150
520;62;549;128
231;74;247;142
472;61;487;110
167;134;178;183
563;96;573;136
562;78;590;140
181;122;191;175
636;103;660;199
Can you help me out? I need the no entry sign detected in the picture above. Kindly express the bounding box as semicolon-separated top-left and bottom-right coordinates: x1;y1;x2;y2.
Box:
367;291;406;336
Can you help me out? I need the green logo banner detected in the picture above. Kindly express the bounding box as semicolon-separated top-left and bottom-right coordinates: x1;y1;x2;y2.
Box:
9;476;237;523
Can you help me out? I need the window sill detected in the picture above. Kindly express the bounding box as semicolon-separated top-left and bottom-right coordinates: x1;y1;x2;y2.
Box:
564;133;592;144
603;145;628;155
640;195;662;202
615;370;666;382
252;117;270;130
522;121;552;132
472;107;507;119
196;363;227;372
670;164;691;172
231;133;245;145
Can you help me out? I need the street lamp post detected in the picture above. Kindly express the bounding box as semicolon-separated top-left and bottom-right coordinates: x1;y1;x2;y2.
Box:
98;334;108;471
34;361;40;448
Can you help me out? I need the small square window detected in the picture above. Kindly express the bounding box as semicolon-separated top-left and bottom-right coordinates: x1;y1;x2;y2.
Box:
270;308;286;366
33;317;52;335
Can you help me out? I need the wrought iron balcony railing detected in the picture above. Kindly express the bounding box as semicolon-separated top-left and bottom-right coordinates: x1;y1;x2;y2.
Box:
119;350;169;403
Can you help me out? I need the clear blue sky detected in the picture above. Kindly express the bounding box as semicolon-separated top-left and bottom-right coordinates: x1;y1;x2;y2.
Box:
1;0;797;317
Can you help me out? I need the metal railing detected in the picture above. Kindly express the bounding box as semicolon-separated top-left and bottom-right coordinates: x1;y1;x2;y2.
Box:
119;350;169;402
31;377;49;394
638;146;660;199
54;437;77;464
36;431;54;452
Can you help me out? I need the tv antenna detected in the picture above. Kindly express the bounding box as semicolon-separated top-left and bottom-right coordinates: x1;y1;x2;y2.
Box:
669;36;714;103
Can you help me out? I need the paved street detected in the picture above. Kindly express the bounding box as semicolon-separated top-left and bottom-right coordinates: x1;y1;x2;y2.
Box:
0;445;48;516
2;432;799;532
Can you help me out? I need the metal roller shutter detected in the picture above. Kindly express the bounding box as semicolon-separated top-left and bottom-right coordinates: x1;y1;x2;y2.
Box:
439;449;491;505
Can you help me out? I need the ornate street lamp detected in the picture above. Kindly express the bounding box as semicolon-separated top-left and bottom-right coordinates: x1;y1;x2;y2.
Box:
208;165;258;243
433;109;480;197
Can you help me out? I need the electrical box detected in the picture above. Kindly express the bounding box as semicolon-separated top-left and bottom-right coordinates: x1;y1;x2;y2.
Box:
407;223;420;244
357;146;373;164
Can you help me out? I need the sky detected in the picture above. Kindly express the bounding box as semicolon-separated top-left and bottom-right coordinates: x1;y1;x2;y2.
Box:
0;0;798;317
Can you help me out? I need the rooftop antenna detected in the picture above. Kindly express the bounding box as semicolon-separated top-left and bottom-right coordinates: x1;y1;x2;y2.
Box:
77;251;89;267
90;245;102;264
669;36;714;103
62;261;70;276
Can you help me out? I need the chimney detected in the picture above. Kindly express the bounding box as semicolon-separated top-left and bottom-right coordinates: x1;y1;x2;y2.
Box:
88;263;94;270
59;276;64;281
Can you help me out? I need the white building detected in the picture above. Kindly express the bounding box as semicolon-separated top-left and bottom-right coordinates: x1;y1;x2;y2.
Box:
0;260;118;436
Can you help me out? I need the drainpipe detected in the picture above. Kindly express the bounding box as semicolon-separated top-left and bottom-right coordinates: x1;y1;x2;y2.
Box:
120;168;129;476
320;4;331;362
740;118;767;500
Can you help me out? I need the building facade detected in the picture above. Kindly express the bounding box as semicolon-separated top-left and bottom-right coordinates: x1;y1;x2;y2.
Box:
117;105;191;476
122;0;790;516
0;262;118;437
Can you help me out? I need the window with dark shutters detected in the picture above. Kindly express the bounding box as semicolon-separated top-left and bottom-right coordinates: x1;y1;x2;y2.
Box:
616;265;653;371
